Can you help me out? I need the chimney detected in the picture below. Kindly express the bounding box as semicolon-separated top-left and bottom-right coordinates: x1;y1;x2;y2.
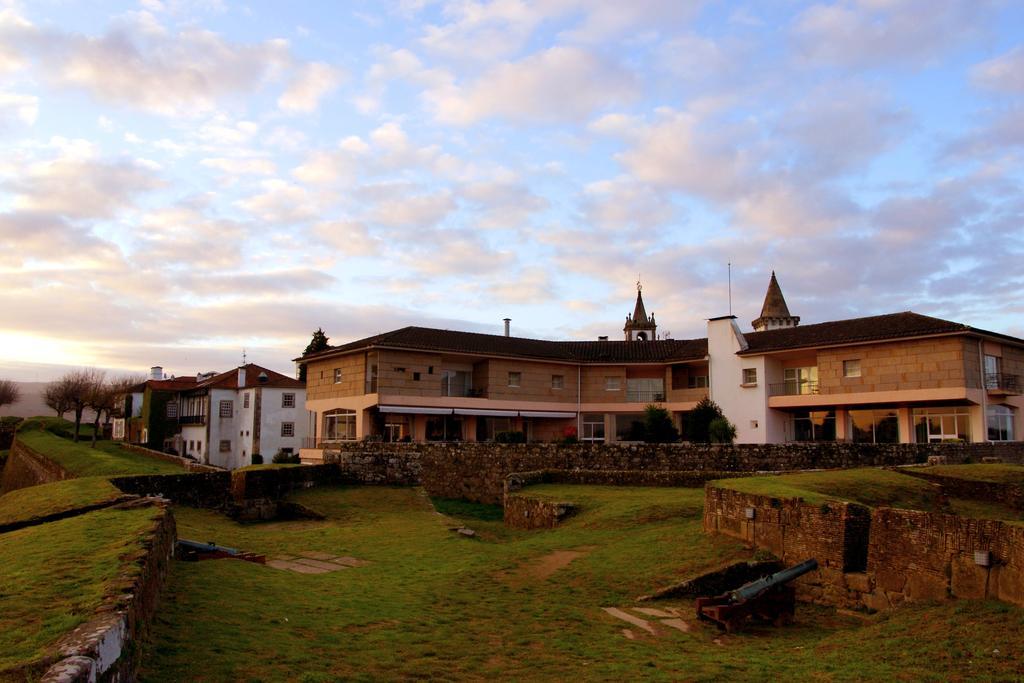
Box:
503;318;511;337
598;336;608;341
238;366;247;387
150;366;163;380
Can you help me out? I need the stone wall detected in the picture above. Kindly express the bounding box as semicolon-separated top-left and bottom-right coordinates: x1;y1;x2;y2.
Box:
121;443;223;473
0;437;73;494
319;440;1024;506
703;485;1024;611
110;472;232;508
37;499;177;683
503;495;578;529
897;469;1024;510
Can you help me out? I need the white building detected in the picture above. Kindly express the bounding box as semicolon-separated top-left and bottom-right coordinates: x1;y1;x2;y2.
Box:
177;364;310;469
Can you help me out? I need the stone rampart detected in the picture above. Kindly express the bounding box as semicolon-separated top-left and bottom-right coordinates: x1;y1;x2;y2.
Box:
318;441;1024;506
503;495;578;529
33;499;177;683
121;443;222;473
0;437;73;494
110;471;232;508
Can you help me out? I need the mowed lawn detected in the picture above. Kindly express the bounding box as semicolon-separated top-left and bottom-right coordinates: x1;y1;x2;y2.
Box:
140;485;1024;682
16;429;184;477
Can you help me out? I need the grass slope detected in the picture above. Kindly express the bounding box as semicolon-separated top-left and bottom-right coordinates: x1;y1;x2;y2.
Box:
139;485;1024;681
16;430;183;477
0;476;123;527
0;506;163;674
926;463;1024;484
714;468;941;509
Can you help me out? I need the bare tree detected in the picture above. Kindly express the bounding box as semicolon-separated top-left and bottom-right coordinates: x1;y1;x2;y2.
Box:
86;374;143;447
43;379;72;419
0;379;20;413
60;369;104;442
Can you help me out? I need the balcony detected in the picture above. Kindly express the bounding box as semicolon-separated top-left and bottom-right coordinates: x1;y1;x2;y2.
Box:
985;373;1021;395
769;381;819;397
626;390;666;403
365;379;378;394
178;415;206;425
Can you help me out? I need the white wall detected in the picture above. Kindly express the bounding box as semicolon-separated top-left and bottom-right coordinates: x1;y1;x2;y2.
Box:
258;387;309;459
207;388;239;469
707;317;769;444
180;424;207;463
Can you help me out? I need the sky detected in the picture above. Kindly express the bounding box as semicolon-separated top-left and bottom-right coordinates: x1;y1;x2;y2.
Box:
1;0;1023;381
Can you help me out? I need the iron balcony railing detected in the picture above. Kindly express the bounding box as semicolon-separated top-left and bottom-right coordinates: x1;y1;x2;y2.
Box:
768;381;820;397
985;373;1021;393
178;415;206;425
626;390;666;403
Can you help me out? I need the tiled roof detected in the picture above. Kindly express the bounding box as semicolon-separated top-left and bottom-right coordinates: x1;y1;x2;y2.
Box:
740;311;984;354
301;326;708;364
194;363;303;390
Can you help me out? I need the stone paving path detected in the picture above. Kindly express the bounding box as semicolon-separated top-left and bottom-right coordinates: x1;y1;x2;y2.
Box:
602;606;696;639
266;551;369;574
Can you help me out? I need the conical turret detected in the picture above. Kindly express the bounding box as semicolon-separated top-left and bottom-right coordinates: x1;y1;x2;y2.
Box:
752;271;800;331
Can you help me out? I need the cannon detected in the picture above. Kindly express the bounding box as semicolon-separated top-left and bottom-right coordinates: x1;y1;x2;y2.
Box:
176;538;266;564
695;558;818;632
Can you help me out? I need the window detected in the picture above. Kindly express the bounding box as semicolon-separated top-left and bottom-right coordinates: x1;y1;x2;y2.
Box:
196;441;202;454
394;367;406;373
323;409;357;441
188;440;194;451
219;400;233;418
787;410;836;442
219;440;231;452
615;414;646;441
626;378;664;402
604;376;621;391
843;359;861;378
428;366;434;374
582;414;605;442
913;407;971;443
443;370;471;396
413;372;422;381
551;374;565;390
333;368;342;383
984;355;1002;388
240;430;244;437
166;402;178;418
742;368;757;386
508;371;521;387
987;405;1014;441
243;393;250;409
281;422;295;437
783;367;818;394
365;363;378;393
426;415;463;442
282;393;295;408
850;410;899;443
476;417;512;442
687;375;708;389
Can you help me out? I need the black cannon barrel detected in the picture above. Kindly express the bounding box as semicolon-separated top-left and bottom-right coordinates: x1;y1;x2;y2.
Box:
177;538;241;555
730;558;818;602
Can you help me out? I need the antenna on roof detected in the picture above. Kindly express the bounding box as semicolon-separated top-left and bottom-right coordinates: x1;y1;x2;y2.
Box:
728;262;732;316
242;348;247;365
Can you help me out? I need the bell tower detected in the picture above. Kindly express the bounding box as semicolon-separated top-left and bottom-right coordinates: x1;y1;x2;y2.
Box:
751;271;800;332
624;281;657;341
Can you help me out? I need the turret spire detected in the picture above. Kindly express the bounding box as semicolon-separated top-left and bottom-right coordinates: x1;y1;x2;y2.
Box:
752;271;800;331
624;280;657;340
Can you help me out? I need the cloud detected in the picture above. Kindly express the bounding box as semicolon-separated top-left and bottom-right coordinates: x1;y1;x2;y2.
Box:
365;188;455;228
310;220;379;256
791;0;996;68
235;179;320;224
0;92;38;127
134;205;248;269
426;46;637;124
971;46;1024;94
200;156;276;176
419;0;544;62
278;61;345;113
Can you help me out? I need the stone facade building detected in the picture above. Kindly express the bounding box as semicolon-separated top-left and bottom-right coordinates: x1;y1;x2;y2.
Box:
297;276;1023;457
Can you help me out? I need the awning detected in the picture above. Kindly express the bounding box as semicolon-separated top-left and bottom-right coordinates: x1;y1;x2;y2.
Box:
378;406;453;415
519;411;577;419
453;408;519;417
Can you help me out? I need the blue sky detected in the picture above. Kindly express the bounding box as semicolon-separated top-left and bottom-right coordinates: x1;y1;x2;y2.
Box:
1;0;1022;380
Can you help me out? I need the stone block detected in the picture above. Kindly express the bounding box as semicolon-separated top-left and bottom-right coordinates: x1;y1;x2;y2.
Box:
950;558;988;600
993;565;1024;608
904;571;949;602
873;568;907;594
845;572;872;593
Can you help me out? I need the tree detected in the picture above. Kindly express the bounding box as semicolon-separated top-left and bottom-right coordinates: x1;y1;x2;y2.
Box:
708;416;738;444
0;379;20;413
43;379;73;418
643;404;679;443
85;372;119;448
684;397;728;444
57;369;104;442
298;328;331;382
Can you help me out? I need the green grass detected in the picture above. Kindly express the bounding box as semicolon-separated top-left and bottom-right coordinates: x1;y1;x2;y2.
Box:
713;468;942;510
17;415;95;439
926;463;1024;484
16;430;184;477
0;477;124;527
139;484;1024;681
0;506;163;674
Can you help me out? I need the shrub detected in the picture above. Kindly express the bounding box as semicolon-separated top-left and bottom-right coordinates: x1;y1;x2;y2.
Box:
684;397;728;444
251;453;264;465
708;416;737;444
272;449;301;464
643;405;679;443
495;430;526;444
560;425;578;444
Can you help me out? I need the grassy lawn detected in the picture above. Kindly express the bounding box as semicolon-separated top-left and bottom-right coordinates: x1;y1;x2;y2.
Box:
16;429;184;477
0;476;123;527
0;506;164;674
926;463;1024;484
713;468;941;509
140;485;1024;681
